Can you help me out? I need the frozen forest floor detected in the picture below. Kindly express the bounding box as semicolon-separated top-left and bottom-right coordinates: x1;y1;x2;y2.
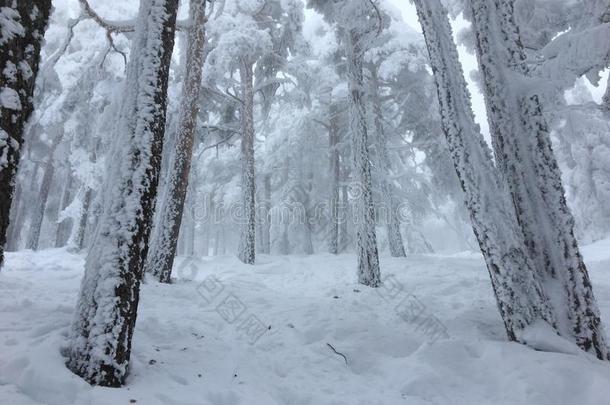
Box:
2;242;610;405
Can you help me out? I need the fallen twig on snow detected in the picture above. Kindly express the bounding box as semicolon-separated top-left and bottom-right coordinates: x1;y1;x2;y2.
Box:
326;343;348;365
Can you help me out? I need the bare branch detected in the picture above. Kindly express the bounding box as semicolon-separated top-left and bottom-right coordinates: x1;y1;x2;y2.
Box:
196;130;241;158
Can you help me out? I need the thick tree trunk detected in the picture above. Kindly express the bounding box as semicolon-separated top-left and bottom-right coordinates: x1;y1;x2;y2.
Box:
369;65;406;257
145;0;206;283
468;0;608;359
413;0;555;341
328;102;340;254
66;0;179;386
346;29;380;287
238;60;256;264
55;169;74;247
0;0;52;266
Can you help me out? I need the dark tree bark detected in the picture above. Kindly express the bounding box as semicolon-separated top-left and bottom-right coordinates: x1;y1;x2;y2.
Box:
66;0;179;386
469;0;608;359
0;0;52;266
145;0;206;283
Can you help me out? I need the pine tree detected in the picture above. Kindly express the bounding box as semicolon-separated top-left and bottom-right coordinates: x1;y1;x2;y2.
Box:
413;0;555;341
66;0;179;386
0;0;52;266
346;26;381;287
328;100;341;254
368;64;406;257
237;59;256;264
25;131;62;250
146;0;207;282
468;0;608;358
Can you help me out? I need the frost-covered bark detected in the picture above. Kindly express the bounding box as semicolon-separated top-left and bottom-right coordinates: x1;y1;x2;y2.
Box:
603;78;610;113
346;29;380;287
66;0;179;386
413;0;555;341
0;0;52;266
369;65;405;258
26;132;62;251
468;0;608;358
238;60;256;265
55;170;74;247
328;102;340;255
146;0;206;283
74;186;92;251
259;174;271;254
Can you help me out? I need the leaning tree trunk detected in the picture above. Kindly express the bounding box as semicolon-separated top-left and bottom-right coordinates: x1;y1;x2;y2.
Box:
145;0;206;283
328;102;341;254
0;0;52;266
413;0;555;341
238;60;256;264
345;29;380;287
369;65;406;257
66;0;179;386
468;0;608;359
26;132;62;250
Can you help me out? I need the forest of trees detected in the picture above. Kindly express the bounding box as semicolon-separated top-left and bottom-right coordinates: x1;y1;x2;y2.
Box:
1;0;609;389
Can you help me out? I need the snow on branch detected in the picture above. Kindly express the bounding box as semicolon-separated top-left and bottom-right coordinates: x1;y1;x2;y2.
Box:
533;23;610;89
78;0;135;33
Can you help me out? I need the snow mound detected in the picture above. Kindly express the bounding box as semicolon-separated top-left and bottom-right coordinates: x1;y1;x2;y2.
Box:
1;244;610;404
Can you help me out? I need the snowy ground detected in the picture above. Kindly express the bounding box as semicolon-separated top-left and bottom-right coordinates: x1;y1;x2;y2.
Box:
2;241;610;405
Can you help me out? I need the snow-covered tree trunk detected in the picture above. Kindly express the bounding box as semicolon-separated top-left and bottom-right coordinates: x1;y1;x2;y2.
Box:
339;183;349;253
238;60;256;264
468;0;608;358
0;0;52;266
7;161;40;251
328;102;340;254
74;186;92;251
345;29;380;287
260;173;271;254
55;169;74;247
66;0;179;386
603;78;610;113
413;0;555;341
26;133;62;250
145;0;206;283
369;65;406;257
